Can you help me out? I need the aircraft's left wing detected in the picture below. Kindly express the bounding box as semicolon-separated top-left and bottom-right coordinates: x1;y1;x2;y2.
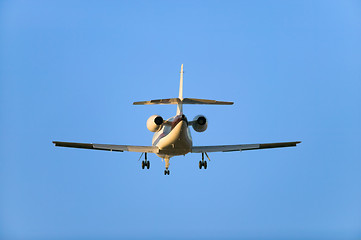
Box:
53;141;159;153
191;141;301;153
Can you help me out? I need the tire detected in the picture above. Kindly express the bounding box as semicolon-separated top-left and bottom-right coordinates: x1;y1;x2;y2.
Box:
204;161;207;169
142;161;145;169
164;170;167;175
147;161;150;169
199;161;202;169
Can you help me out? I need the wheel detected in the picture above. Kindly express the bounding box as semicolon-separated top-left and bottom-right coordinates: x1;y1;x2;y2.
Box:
167;170;170;175
141;161;145;169
164;170;167;175
204;161;207;169
199;161;202;169
146;161;150;169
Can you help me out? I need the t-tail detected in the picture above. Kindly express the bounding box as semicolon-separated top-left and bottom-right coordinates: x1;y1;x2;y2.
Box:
133;64;234;113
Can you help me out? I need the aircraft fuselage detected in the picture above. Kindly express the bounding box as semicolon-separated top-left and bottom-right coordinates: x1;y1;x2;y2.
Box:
153;114;192;159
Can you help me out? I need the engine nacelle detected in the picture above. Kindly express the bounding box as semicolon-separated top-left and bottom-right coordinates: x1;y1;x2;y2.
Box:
146;115;164;132
192;115;208;132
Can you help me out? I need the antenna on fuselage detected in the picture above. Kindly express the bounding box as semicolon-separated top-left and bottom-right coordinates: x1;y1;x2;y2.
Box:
177;64;184;115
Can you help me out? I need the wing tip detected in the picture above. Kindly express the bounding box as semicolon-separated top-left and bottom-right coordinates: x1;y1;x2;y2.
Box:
133;101;143;105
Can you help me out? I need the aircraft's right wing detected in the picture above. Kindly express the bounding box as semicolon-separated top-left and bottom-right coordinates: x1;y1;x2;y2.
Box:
191;141;301;153
53;141;159;153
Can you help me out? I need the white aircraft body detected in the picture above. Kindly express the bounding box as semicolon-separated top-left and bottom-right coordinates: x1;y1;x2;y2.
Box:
53;64;301;175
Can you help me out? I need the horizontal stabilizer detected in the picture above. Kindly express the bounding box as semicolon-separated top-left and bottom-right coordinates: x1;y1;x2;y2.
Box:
133;98;233;105
182;98;233;105
133;98;180;105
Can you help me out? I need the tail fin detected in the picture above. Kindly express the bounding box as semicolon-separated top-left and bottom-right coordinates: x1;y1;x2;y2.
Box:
133;64;234;110
179;64;184;99
177;64;184;114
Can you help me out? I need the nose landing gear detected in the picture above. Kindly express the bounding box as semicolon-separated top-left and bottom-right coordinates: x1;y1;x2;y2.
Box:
163;157;170;175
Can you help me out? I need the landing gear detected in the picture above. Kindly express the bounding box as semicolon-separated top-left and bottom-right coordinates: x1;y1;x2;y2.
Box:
163;157;170;175
199;153;208;169
141;153;150;170
199;160;207;169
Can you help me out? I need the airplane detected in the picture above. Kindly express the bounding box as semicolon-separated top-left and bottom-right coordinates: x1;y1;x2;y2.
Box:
53;64;301;175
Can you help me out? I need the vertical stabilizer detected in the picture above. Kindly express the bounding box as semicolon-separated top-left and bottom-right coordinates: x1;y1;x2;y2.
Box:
132;64;233;107
179;64;184;99
177;64;184;114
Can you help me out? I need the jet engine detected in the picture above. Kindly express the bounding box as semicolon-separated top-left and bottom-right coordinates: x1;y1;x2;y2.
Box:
146;115;164;132
192;115;208;132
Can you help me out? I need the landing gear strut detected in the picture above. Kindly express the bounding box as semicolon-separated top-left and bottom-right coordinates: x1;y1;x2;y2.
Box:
164;157;170;175
141;153;150;169
199;152;208;169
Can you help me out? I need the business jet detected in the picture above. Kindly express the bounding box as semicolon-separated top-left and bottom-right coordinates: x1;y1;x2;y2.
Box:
53;64;301;175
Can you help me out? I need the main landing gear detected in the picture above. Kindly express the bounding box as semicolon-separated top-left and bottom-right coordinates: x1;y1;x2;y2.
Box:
199;160;207;169
164;169;170;175
199;152;209;169
141;153;150;169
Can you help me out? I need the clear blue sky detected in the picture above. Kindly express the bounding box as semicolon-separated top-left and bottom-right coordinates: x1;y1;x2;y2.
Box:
1;1;361;239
